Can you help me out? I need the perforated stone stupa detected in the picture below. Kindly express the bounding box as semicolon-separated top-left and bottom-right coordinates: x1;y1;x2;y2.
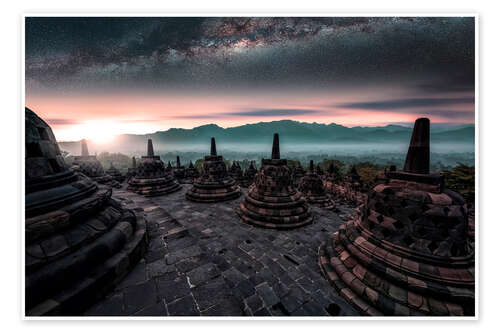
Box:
299;160;335;210
173;156;186;181
186;138;240;202
324;163;340;194
72;139;114;185
229;161;245;185
127;139;181;196
318;118;475;316
106;162;125;183
292;162;306;188
241;161;258;188
25;107;147;315
183;161;200;184
237;133;313;229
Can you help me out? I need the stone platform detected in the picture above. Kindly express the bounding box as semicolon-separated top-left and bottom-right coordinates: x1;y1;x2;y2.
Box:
85;185;358;316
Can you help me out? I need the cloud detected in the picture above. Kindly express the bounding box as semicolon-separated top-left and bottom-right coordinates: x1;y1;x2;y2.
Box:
45;118;81;125
337;97;474;110
171;108;328;119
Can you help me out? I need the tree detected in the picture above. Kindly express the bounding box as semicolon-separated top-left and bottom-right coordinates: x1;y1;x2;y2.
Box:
443;163;475;204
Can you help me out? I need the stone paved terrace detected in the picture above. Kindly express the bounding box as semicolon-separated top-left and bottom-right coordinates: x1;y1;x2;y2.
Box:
85;185;359;316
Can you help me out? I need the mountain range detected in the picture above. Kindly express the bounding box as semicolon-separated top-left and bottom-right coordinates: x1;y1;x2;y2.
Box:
58;120;475;156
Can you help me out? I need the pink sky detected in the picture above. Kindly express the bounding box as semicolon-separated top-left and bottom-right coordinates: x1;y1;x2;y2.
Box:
26;87;474;142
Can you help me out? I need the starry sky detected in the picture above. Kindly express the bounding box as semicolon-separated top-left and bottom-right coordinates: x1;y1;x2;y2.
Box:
25;17;475;142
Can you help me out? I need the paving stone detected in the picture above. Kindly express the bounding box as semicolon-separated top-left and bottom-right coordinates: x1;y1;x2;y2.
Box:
201;296;244;316
186;262;221;287
167;294;200;316
244;293;264;314
165;245;202;265
191;277;233;311
255;282;280;307
116;260;147;290
156;275;191;303
133;301;168;316
123;280;157;314
146;258;176;279
235;279;255;299
222;266;248;287
87;188;359;316
85;293;125;316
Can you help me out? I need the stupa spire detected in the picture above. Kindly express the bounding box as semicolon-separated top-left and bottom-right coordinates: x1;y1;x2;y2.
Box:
81;139;89;156
147;139;154;157
176;156;181;168
309;160;314;172
403;117;430;174
271;133;280;159
210;137;217;156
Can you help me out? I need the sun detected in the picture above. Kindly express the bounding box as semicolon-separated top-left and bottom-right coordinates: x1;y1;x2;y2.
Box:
77;121;117;144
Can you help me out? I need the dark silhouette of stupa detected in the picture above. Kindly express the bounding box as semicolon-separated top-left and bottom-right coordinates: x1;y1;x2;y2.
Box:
292;162;306;188
72;139;114;185
237;133;312;229
298;160;335;210
241;161;258;188
185;138;240;202
25;108;147;315
106;162;125;183
318;118;474;316
183;160;200;184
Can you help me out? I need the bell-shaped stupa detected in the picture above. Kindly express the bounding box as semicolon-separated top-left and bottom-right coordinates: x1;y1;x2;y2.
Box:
229;161;245;185
183;161;200;184
318;118;475;316
127;139;181;196
25;108;147;315
72;139;113;185
106;161;125;183
324;162;340;194
241;161;258;188
299;160;335;210
186;138;240;202
237;134;313;229
292;162;306;188
173;155;186;181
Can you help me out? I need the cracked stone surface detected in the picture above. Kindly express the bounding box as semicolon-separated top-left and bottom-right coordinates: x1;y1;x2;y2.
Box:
84;185;359;316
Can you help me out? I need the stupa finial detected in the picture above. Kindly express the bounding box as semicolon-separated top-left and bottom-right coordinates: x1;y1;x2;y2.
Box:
403;118;430;174
81;139;89;156
176;156;181;168
147;139;154;157
210;137;217;156
309;160;314;172
271;133;280;159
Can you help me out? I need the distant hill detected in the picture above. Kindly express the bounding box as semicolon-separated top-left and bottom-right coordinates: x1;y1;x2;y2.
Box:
58;120;475;156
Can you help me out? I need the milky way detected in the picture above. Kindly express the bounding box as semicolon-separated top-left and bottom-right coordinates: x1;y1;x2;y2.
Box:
25;17;475;139
26;17;474;93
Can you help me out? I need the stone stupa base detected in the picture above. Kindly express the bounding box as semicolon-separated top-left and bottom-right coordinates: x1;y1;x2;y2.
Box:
185;179;240;203
26;189;147;316
237;187;313;229
318;219;475;316
305;195;336;210
127;177;181;197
